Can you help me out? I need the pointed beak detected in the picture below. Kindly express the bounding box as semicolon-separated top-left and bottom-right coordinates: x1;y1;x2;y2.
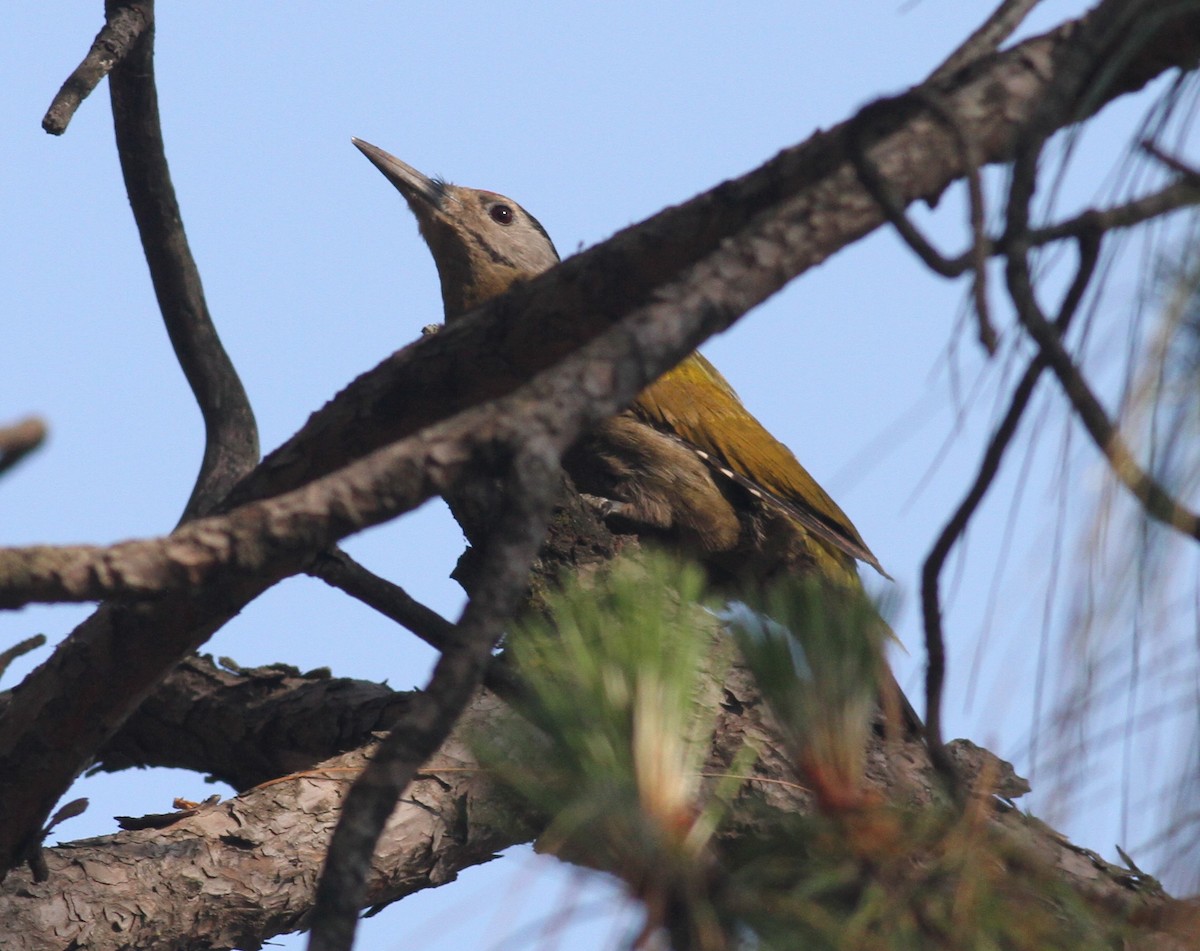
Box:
352;137;445;211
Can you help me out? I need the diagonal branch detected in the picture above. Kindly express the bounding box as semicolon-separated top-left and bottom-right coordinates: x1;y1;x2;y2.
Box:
42;1;150;135
1006;241;1200;540
0;411;471;609
0;418;47;481
307;548;457;652
0;636;46;683
220;1;1200;516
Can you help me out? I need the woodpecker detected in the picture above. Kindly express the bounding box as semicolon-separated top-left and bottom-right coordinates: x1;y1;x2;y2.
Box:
351;138;889;581
352;138;919;732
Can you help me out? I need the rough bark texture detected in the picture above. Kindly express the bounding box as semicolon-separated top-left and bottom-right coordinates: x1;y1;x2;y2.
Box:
0;657;1186;950
92;655;412;791
0;690;522;951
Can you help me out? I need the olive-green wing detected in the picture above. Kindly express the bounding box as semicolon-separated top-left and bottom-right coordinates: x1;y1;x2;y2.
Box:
632;352;887;577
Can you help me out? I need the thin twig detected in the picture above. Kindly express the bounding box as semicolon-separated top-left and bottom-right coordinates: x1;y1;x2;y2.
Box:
917;88;998;353
42;2;150;135
1007;253;1200;539
921;228;1101;789
1005;117;1200;541
1027;179;1200;245
1141;139;1200;184
851;88;993;353
849;96;970;280
0;418;47;480
851;100;1200;363
0;635;47;682
308;548;458;652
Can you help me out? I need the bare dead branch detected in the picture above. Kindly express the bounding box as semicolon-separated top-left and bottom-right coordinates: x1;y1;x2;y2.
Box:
0;415;473;610
0;635;46;682
1029;178;1200;244
308;451;560;951
1141;138;1200;184
0;418;47;480
928;0;1046;83
848;96;976;281
907;4;1200;784
852;87;999;353
105;0;258;522
308;548;457;652
0;369;617;614
922;228;1102;789
1007;247;1200;540
309;499;595;685
1001;23;1200;543
959;118;996;354
41;2;150;135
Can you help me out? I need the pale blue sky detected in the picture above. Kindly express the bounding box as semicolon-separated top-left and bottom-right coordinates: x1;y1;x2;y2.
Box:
3;3;1197;948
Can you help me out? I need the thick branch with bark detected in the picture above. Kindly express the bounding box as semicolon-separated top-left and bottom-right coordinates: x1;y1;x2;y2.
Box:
91;654;412;790
0;690;525;951
0;658;1183;951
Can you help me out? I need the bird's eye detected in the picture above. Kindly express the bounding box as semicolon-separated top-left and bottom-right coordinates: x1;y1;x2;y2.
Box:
489;204;514;225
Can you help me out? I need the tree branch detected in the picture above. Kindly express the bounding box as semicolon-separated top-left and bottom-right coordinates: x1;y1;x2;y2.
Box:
0;636;46;683
103;0;259;523
1007;243;1200;539
1000;8;1200;541
850;87;999;353
0;418;47;481
307;548;458;653
921;228;1102;784
307;446;560;951
0;690;530;951
41;1;150;135
0;415;472;609
1;656;1182;951
928;0;1045;83
91;654;410;790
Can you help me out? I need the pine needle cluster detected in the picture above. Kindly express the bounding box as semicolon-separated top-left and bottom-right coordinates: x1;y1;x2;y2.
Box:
477;553;1124;951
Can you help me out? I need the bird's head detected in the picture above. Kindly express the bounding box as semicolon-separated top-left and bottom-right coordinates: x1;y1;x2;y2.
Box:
353;138;560;321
